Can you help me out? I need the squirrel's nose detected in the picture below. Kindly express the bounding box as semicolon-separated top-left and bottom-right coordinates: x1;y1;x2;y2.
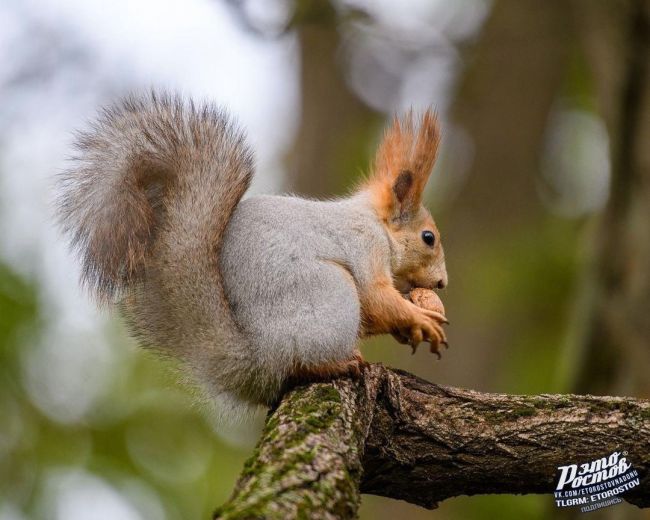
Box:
435;275;447;289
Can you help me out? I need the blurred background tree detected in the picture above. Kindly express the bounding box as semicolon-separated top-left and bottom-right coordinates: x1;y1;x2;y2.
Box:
0;0;647;519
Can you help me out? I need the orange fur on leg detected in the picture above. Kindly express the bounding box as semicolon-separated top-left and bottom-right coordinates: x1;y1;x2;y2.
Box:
287;350;366;388
359;275;417;336
359;274;448;355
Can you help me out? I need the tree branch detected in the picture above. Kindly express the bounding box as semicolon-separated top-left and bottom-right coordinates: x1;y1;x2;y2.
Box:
214;364;650;519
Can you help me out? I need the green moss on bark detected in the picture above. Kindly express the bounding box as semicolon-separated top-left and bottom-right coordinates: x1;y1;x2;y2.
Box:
215;381;363;520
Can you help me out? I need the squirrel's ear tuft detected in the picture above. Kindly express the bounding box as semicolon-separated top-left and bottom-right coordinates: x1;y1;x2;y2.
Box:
393;170;414;204
364;110;440;223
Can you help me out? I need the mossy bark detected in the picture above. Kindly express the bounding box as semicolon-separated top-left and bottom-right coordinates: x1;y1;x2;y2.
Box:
215;364;650;519
214;380;373;520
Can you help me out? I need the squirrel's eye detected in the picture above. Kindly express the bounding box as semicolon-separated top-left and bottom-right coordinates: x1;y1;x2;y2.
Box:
421;230;435;247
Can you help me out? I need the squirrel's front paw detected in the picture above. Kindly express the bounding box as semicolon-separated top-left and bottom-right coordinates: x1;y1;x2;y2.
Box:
398;306;448;358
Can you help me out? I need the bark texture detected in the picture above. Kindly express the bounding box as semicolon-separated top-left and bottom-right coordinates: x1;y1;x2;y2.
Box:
215;364;650;519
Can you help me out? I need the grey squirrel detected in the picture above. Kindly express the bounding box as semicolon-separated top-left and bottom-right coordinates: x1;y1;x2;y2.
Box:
57;93;448;414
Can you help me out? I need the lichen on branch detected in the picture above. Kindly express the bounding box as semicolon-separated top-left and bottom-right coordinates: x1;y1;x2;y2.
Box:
215;364;650;519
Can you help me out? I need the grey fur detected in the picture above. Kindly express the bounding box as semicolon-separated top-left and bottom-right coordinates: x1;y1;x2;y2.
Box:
220;193;391;395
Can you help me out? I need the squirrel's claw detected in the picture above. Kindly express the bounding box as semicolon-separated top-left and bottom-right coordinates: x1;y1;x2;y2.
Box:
392;332;409;344
344;354;365;379
419;308;449;325
393;304;449;359
423;318;448;360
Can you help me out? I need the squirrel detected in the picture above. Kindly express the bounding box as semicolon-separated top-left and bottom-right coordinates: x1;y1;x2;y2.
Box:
57;92;448;414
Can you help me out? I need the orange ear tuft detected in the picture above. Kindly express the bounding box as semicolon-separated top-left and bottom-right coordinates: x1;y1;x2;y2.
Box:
364;110;440;222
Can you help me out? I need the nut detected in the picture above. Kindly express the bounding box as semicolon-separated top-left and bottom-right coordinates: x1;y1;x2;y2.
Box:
409;288;445;316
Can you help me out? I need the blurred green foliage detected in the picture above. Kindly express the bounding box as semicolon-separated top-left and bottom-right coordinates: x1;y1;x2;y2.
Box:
0;262;255;519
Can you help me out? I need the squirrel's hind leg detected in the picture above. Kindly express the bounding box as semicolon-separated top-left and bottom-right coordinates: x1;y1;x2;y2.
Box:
279;258;363;380
283;349;366;392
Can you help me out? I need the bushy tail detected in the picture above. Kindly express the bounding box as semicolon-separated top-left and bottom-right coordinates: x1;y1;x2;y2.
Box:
57;93;262;411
